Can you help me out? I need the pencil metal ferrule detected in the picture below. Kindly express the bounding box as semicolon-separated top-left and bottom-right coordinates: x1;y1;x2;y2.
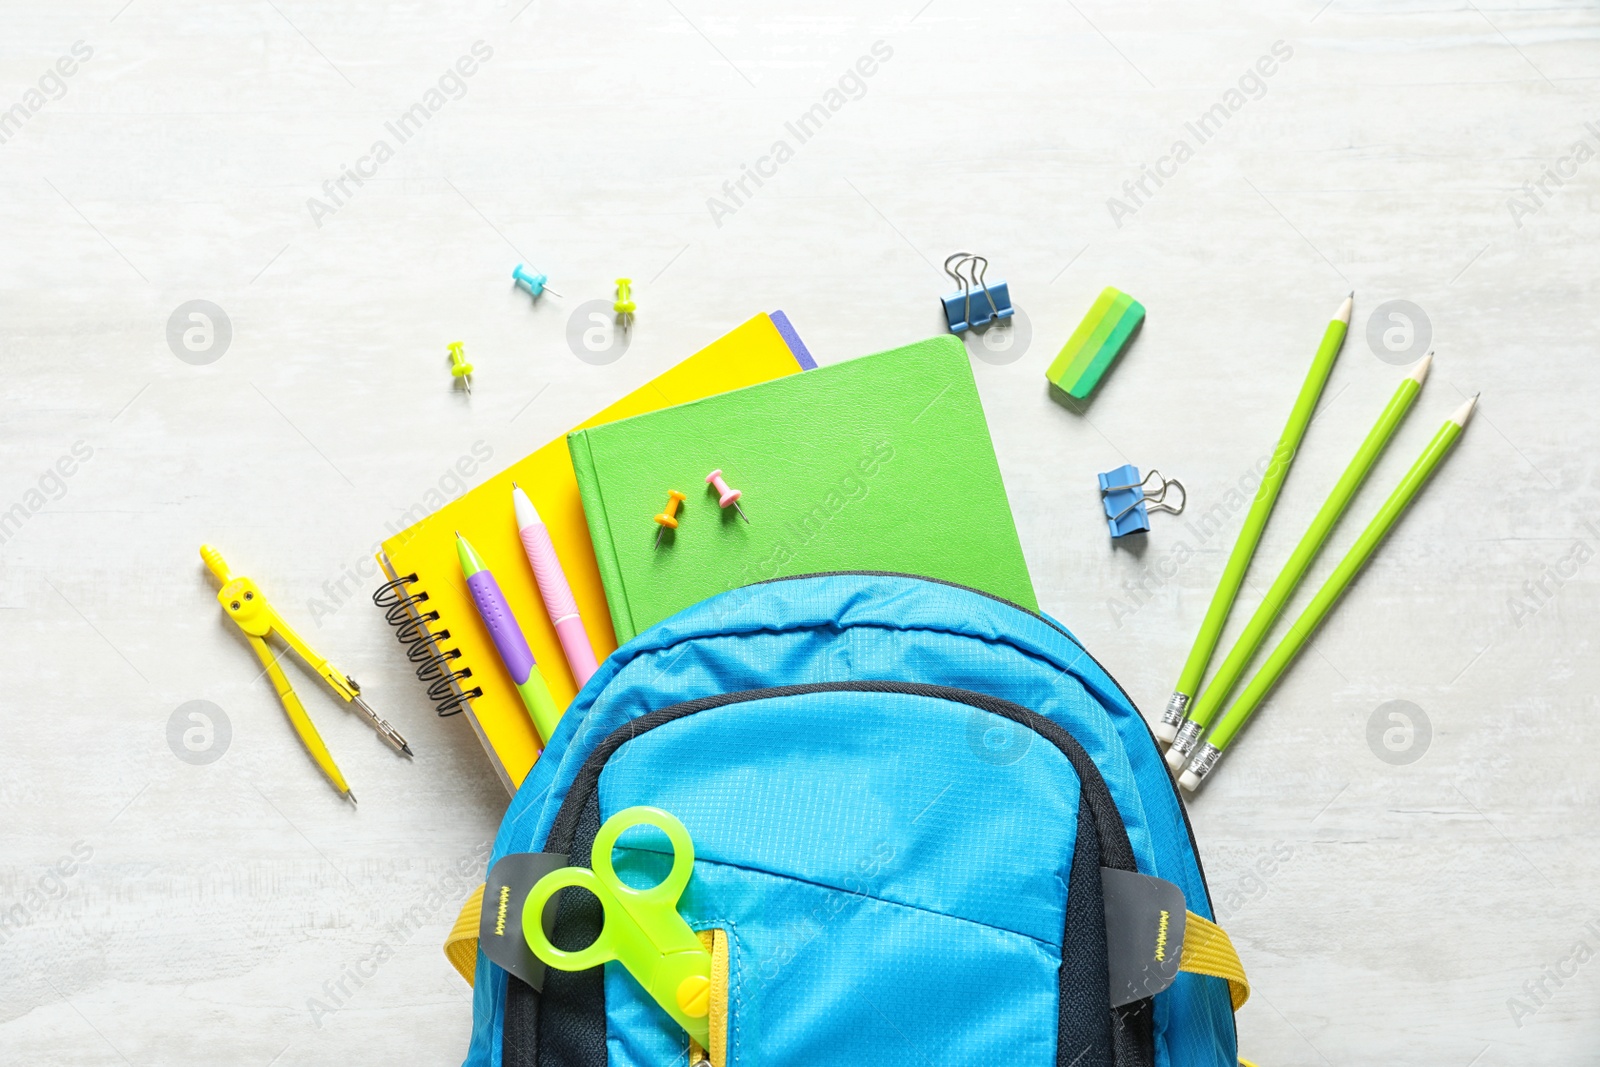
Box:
1183;743;1222;784
1154;693;1189;744
1168;718;1203;758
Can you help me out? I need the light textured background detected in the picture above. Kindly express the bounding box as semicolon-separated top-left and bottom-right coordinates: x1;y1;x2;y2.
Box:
2;1;1596;1064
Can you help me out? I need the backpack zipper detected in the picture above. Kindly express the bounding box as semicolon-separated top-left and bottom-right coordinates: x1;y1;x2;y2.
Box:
687;927;728;1067
543;680;1138;872
745;570;1217;914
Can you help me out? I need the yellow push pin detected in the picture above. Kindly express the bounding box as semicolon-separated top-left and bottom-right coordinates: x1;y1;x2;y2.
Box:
653;489;686;548
448;341;473;394
614;278;635;335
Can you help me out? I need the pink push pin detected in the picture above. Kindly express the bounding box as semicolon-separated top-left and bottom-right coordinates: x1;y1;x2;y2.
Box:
705;468;749;523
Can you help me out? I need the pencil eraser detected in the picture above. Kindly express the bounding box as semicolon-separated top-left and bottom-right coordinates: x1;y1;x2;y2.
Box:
1046;286;1145;400
1153;720;1178;744
1178;770;1201;792
1163;744;1188;772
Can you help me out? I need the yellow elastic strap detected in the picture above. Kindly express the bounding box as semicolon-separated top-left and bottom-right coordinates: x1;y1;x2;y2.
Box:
690;929;729;1067
445;884;486;986
710;929;729;1067
1179;910;1249;1010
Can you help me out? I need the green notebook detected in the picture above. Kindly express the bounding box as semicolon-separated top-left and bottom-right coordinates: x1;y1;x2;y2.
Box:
568;335;1037;642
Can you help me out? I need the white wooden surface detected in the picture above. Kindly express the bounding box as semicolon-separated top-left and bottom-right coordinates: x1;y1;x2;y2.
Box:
2;2;1596;1064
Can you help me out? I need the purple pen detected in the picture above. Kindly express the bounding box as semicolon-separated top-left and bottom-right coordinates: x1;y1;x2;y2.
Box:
456;532;562;745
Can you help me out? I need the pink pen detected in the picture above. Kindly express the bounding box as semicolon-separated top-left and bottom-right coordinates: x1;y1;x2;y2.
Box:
512;484;600;688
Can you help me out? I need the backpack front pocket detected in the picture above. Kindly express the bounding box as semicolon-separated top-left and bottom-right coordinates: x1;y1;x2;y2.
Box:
524;682;1145;1067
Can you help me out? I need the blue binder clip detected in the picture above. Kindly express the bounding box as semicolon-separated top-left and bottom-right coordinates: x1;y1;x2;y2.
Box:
1098;465;1185;538
941;252;1014;333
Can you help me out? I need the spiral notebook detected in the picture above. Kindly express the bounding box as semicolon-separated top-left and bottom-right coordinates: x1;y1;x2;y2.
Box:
374;313;815;792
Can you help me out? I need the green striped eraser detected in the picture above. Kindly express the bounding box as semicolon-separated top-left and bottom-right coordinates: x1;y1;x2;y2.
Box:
1045;287;1145;400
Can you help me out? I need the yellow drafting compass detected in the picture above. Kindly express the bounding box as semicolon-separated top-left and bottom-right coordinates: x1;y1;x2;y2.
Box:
202;545;411;804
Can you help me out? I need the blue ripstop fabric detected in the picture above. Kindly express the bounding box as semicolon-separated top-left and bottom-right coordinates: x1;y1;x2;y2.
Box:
462;573;1237;1067
600;689;1083;1066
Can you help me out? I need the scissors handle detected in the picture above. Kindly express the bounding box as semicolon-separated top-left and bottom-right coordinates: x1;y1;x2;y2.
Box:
521;865;619;972
522;807;701;974
520;807;713;1044
591;806;696;910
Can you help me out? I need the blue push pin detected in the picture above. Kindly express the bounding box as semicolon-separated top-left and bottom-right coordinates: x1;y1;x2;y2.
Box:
512;264;561;300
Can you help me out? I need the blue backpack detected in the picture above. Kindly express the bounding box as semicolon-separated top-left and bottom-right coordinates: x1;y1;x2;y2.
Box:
457;572;1248;1067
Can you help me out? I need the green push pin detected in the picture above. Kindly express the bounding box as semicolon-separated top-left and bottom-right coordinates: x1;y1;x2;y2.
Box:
447;341;473;394
614;277;635;335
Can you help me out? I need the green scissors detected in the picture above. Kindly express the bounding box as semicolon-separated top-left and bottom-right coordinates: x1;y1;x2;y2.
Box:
522;807;713;1044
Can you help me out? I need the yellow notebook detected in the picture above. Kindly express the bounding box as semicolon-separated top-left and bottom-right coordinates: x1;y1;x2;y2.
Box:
375;313;814;792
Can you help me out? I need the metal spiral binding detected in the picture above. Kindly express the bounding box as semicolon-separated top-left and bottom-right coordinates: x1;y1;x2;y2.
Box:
393;612;440;646
432;686;482;717
372;573;419;609
371;572;482;717
427;669;476;704
409;628;451;663
415;645;462;683
384;590;430;627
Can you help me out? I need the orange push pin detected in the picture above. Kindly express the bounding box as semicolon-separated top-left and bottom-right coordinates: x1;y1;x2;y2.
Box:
654;490;687;547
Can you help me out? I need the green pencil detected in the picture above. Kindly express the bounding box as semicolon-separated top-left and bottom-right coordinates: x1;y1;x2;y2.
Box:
1179;394;1477;791
1163;353;1433;771
1159;293;1354;747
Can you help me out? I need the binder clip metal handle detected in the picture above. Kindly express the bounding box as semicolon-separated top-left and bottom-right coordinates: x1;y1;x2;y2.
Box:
1097;465;1185;538
942;252;1014;334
